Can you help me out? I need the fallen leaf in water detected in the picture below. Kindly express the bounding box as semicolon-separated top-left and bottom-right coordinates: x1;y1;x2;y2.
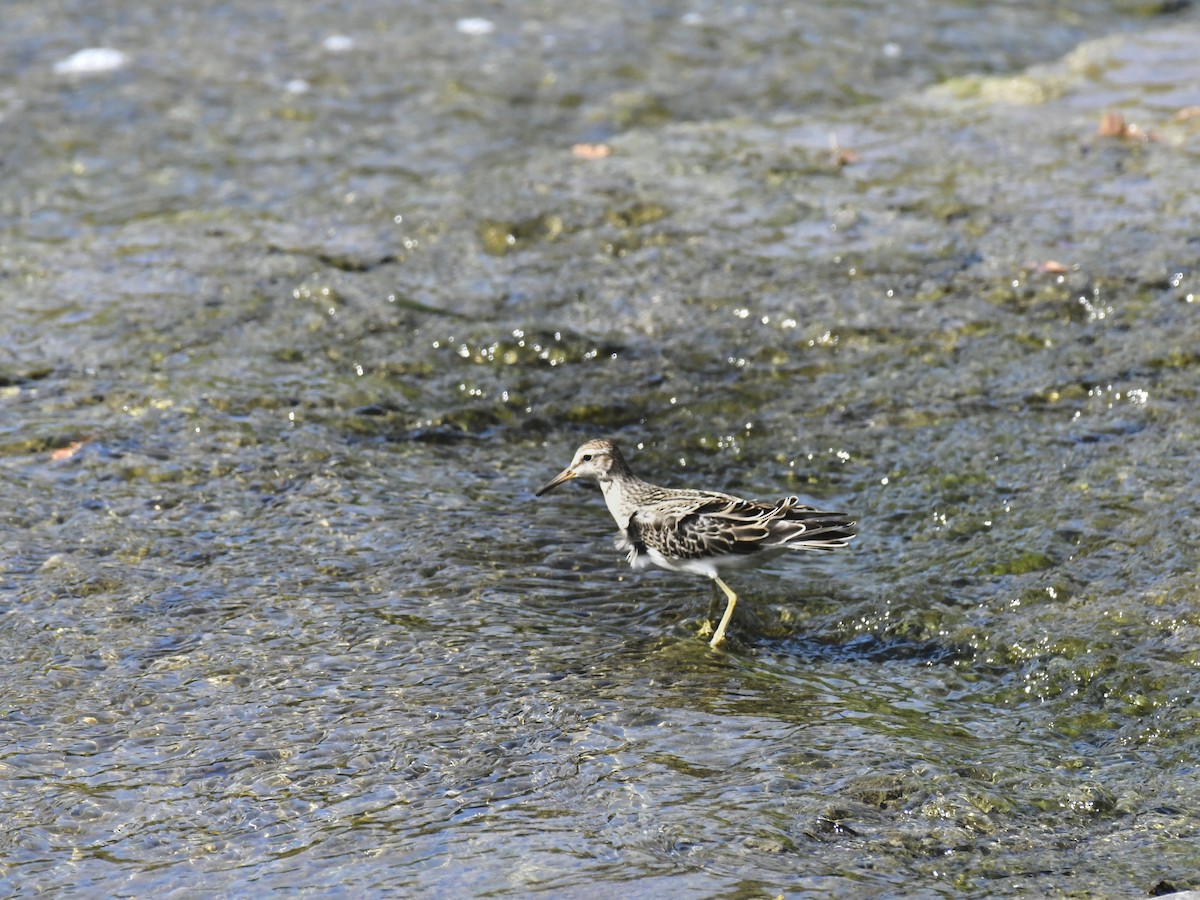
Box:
1097;111;1159;142
829;132;859;166
50;439;89;461
1098;111;1126;136
572;143;611;160
1036;260;1070;275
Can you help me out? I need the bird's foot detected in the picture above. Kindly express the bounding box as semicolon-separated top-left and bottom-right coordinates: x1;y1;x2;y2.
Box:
696;619;714;638
708;623;729;648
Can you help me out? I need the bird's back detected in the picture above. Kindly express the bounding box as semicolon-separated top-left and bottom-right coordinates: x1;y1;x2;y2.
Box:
626;485;855;565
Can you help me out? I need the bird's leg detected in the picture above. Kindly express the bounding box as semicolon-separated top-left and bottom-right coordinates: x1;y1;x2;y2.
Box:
697;581;722;637
708;576;739;648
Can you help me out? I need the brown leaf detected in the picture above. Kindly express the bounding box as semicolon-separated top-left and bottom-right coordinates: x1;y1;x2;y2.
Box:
50;439;89;461
1097;111;1128;137
1097;111;1159;142
1036;260;1070;275
572;143;611;160
829;132;859;167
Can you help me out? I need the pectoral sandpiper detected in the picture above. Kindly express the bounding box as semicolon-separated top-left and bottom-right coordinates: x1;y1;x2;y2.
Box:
536;438;856;647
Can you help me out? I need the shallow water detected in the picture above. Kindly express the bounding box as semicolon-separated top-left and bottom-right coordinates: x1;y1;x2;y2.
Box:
3;0;1200;896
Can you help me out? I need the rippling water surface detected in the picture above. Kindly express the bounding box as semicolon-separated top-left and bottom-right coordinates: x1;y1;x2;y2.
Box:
3;0;1200;896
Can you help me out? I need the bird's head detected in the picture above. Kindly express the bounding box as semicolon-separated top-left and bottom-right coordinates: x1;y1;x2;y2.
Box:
536;439;623;495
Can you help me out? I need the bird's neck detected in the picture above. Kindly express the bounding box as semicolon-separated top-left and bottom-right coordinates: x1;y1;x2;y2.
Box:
597;475;633;530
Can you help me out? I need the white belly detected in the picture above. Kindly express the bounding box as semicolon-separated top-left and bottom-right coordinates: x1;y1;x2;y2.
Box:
613;519;780;579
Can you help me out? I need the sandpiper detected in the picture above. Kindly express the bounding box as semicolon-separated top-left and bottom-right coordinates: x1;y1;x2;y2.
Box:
536;438;856;647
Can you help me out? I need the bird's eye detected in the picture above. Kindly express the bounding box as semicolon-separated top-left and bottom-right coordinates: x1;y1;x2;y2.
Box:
581;454;593;462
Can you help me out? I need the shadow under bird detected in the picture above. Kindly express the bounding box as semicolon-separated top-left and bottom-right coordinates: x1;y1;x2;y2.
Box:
535;438;857;647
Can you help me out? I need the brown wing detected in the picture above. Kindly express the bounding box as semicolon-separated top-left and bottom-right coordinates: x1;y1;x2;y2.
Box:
636;496;778;560
636;495;855;559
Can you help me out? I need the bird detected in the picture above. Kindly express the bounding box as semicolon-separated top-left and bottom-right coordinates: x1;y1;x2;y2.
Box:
535;438;856;647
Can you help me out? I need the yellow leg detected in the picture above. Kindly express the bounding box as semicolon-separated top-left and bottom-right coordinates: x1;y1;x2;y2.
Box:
697;583;721;637
708;576;738;648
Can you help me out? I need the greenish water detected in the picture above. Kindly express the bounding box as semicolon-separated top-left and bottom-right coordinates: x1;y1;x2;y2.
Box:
2;0;1200;896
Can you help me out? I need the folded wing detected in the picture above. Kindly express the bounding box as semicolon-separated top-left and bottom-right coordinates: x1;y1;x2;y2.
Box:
634;494;856;561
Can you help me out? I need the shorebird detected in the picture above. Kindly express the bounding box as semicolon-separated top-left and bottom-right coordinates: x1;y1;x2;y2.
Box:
536;438;856;647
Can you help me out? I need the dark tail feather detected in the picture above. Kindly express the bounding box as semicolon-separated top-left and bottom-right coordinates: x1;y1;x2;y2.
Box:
774;503;857;551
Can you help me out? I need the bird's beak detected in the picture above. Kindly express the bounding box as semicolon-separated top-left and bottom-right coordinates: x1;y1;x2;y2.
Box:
536;466;577;496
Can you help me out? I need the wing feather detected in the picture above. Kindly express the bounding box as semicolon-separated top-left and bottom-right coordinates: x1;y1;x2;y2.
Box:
633;494;856;560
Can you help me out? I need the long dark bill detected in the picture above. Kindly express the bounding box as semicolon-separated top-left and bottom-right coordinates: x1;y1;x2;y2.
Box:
535;467;576;496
